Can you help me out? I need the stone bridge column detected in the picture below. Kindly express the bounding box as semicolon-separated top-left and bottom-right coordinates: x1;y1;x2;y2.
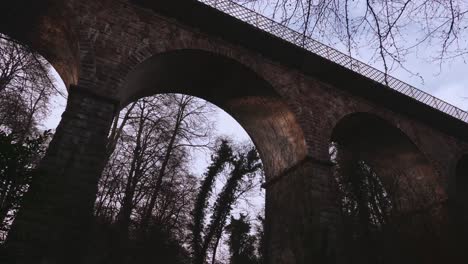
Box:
3;86;117;264
264;156;344;264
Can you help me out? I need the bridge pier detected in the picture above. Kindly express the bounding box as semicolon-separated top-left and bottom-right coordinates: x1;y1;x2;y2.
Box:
3;86;116;264
448;155;468;261
0;1;465;263
265;157;344;264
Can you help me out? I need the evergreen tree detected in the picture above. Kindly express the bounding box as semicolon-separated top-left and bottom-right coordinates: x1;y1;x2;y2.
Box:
191;139;233;263
0;130;50;241
191;141;263;264
226;214;258;264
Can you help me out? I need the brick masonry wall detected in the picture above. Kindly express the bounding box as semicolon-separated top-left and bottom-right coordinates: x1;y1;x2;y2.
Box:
3;87;116;264
67;0;468;262
1;0;467;263
69;0;467;171
265;160;344;263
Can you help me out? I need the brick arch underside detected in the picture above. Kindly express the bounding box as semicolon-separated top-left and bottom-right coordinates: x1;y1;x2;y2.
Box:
118;49;307;179
331;112;446;208
331;112;449;262
0;0;80;87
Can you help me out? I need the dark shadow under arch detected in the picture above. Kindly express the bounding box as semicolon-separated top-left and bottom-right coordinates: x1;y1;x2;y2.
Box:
330;112;448;263
0;1;79;88
120;49;307;179
331;112;445;205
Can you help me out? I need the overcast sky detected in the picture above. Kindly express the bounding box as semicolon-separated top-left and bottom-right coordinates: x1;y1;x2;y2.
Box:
238;0;468;111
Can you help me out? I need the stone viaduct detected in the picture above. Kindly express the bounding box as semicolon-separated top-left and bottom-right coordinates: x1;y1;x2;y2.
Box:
0;0;467;263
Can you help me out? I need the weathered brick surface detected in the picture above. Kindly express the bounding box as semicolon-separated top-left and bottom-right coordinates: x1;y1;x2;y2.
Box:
0;0;467;263
266;160;344;263
3;87;116;264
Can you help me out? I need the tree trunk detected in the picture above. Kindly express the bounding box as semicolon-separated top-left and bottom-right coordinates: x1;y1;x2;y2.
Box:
211;226;223;264
106;101;137;159
139;103;185;231
116;104;146;234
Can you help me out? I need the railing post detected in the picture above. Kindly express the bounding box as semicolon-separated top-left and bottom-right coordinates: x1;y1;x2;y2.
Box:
432;97;440;109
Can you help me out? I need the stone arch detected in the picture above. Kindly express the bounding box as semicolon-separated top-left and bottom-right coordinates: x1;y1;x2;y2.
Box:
330;108;448;176
330;111;449;262
330;112;446;211
109;41;284;102
117;48;307;180
0;0;80;88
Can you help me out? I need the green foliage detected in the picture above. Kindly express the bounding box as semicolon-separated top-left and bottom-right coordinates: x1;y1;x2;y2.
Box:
0;130;50;240
127;225;191;264
202;146;261;252
331;143;392;228
191;139;233;262
191;140;263;264
226;214;258;264
255;215;266;264
331;142;392;263
86;220;191;264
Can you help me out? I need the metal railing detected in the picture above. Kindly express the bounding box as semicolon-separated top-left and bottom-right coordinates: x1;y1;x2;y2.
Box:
197;0;468;123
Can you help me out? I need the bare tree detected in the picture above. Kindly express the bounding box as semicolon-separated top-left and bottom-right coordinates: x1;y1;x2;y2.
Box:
239;0;468;73
93;94;215;263
139;94;214;231
0;35;60;242
0;34;61;138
